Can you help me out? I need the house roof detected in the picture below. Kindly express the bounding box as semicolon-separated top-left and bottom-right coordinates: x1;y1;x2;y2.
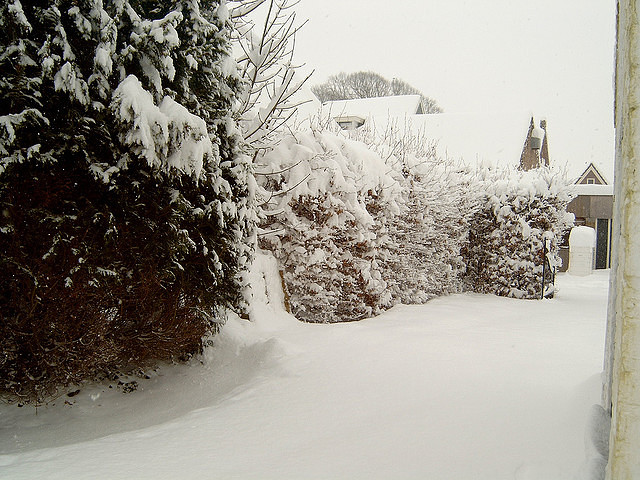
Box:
574;162;609;185
370;110;538;169
312;96;613;179
321;95;424;120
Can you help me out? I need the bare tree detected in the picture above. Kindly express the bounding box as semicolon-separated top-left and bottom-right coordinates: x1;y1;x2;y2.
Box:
389;77;420;96
312;71;442;114
347;71;392;99
311;72;353;104
311;71;387;101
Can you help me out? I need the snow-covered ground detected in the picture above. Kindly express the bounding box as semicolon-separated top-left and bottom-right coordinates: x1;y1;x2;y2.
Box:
0;258;609;480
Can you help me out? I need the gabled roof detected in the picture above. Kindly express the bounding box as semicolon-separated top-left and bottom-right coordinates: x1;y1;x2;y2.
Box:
321;95;424;120
575;162;609;185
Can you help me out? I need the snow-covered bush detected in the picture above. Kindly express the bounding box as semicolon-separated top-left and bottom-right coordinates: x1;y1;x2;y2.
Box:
257;130;400;322
348;118;475;304
255;108;570;321
380;159;476;304
0;0;254;402
463;167;574;299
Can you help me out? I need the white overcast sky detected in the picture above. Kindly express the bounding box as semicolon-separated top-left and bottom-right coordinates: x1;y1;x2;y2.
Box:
292;0;617;180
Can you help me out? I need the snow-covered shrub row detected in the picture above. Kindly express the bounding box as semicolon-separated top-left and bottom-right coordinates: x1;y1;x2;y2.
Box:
0;0;254;402
463;168;574;299
256;119;574;319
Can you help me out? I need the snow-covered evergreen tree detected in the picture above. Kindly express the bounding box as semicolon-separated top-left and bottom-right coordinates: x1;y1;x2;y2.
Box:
0;0;254;402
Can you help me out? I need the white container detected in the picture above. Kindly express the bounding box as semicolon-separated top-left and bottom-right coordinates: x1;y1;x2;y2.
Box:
568;226;596;276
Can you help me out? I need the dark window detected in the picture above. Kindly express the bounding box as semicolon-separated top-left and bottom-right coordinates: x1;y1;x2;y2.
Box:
596;218;610;269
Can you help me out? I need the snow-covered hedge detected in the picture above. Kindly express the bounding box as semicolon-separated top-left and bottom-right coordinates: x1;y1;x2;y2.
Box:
348;117;476;304
257;121;574;318
463;168;574;299
379;157;475;304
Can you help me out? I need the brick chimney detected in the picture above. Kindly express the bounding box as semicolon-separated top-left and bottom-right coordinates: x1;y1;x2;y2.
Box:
519;117;549;170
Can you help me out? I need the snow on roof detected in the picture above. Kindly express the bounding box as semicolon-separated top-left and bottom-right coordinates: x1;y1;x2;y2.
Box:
316;98;558;170
571;183;614;196
372;110;536;168
321;95;423;119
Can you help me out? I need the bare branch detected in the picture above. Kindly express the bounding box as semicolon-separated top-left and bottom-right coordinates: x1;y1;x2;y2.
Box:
232;0;312;150
254;158;304;175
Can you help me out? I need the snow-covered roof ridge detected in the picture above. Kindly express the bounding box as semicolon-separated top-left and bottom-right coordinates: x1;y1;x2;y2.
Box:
321;94;424;119
316;102;560;171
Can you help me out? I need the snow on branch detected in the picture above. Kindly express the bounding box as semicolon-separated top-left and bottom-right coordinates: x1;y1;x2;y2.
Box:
111;75;212;179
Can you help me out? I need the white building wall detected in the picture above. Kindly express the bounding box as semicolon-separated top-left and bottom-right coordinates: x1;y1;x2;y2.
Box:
604;1;640;477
